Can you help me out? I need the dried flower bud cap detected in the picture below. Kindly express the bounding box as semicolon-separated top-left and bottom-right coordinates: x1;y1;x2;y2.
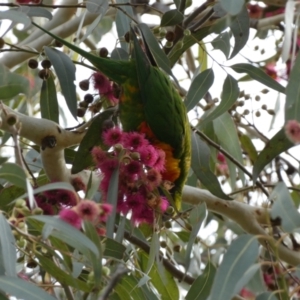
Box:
165;31;175;42
38;69;49;80
0;38;4;49
6;114;18;126
84;94;94;103
77;108;86;117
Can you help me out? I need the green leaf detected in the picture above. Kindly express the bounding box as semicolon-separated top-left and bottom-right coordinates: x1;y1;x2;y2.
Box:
160;9;184;27
40;74;59;124
115;0;133;51
86;0;109;14
185;203;207;271
199;75;239;127
0;186;24;212
106;167;120;239
252;128;293;183
213;112;245;187
285;50;300;121
115;275;148;300
168;18;228;67
0;163;27;189
232;264;261;296
256;292;278;300
44;47;77;120
138;23;178;85
140;252;179;300
36;254;91;292
0;214;16;277
111;47;129;61
220;0;244;15
28;216;99;258
186;262;216;300
211;32;230;59
270;182;300;232
103;238;126;259
0;63;29;100
83;221;102;286
191;131;231;200
0;276;55;300
0;10;31;27
185;68;214;112
71;109;116;174
209;235;259;300
229;5;249;59
240;134;258;162
231;63;285;94
22;7;53;20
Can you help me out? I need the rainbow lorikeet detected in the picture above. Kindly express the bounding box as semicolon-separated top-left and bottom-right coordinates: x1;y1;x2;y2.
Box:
33;23;191;210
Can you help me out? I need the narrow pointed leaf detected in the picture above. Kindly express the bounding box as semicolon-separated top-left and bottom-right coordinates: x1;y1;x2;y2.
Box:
209;235;259;300
140;252;179;300
231;63;285;94
185;68;214;112
0;63;29;100
211;32;230;59
21;7;53;20
213;112;245;186
186;262;216;300
199;75;239;127
28;216;99;257
0;214;16;277
252;128;293;182
232;264;261;296
0;163;27;189
115;275;147;300
40;74;59;123
229;5;249;59
106;167;119;238
83;221;102;286
138;23;177;84
86;0;109;14
256;292;278;300
44;47;77;120
115;0;133;50
270;182;300;232
0;276;55;300
71;108;116;174
191;132;231;200
285;51;300;121
0;10;31;28
220;0;244;15
185;203;207;271
36;254;91;292
240;134;258;162
103;238;126;259
161;9;184;27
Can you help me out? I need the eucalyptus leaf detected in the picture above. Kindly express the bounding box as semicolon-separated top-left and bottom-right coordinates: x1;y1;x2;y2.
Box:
220;0;244;15
44;47;77;120
106;167;119;238
191;131;231;200
0;10;31;28
285;50;300;121
231;63;285;94
0;213;16;277
21;7;53;20
0;276;55;300
256;292;278;300
0;163;27;190
211;32;230;59
86;0;109;15
270;182;300;232
0;63;29;100
229;5;249;59
208;235;259;300
252;128;293;183
185;68;214;112
199;75;239;127
111;47;129;60
161;9;184;27
186;262;216;300
40;74;59;124
103;238;126;259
